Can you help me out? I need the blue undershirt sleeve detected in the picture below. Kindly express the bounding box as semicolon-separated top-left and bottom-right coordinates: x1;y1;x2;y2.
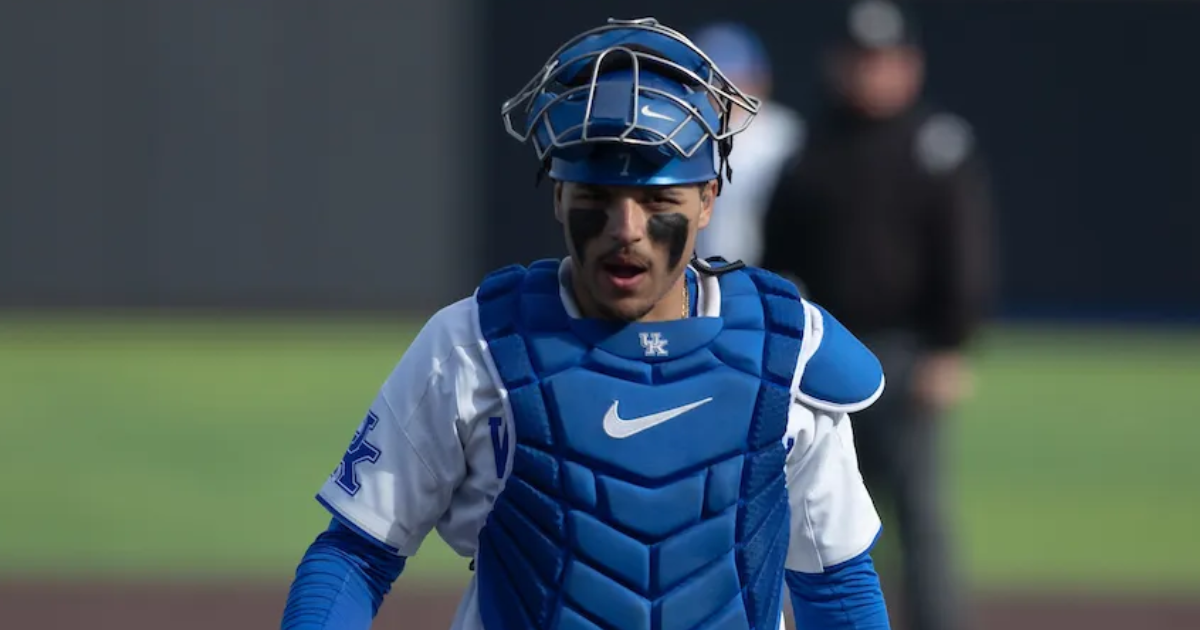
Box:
280;518;407;630
785;549;891;630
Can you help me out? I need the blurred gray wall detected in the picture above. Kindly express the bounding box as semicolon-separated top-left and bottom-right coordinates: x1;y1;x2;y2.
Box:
0;0;480;313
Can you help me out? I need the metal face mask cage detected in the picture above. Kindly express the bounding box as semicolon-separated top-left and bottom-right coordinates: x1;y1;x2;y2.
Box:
500;17;763;188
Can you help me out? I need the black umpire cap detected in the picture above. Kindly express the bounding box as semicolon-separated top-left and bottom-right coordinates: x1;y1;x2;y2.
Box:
837;0;921;50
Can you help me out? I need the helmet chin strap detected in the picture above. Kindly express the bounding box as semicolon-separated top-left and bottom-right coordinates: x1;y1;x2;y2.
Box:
534;156;552;187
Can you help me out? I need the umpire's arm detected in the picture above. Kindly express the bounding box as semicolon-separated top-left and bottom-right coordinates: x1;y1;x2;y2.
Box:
921;140;997;351
759;156;814;295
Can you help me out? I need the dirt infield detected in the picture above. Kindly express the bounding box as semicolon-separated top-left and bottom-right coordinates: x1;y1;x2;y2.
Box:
2;579;1197;630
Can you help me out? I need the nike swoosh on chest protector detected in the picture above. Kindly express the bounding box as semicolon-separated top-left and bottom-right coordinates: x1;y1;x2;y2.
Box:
602;397;714;439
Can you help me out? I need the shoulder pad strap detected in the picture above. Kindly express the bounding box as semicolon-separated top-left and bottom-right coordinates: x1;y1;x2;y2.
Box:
792;300;885;413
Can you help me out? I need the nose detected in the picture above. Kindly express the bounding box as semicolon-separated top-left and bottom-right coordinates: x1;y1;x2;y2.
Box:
606;198;648;245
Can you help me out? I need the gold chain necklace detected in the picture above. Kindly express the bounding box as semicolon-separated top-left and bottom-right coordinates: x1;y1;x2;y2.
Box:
682;280;690;319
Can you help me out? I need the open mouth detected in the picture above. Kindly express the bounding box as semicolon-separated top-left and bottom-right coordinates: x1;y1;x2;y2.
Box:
604;263;645;278
600;260;648;290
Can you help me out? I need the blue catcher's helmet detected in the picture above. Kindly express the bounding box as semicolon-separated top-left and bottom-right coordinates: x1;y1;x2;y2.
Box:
501;17;761;189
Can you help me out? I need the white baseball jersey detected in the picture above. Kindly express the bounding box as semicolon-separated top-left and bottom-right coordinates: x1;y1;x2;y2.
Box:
317;259;884;630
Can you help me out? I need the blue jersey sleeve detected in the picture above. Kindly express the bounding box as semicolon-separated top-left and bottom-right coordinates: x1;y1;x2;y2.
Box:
785;549;891;630
281;518;407;630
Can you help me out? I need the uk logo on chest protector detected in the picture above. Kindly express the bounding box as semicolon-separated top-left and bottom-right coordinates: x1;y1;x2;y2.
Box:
639;331;669;356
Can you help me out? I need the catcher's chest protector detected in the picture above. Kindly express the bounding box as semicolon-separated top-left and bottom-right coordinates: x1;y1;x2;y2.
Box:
474;260;804;630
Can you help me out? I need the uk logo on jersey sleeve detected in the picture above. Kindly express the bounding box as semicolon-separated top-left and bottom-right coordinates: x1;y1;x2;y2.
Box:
331;411;383;496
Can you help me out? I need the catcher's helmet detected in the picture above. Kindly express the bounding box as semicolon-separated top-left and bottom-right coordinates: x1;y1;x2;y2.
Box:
501;17;760;189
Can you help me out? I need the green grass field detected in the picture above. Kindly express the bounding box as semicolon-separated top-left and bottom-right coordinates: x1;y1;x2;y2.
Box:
2;313;1198;591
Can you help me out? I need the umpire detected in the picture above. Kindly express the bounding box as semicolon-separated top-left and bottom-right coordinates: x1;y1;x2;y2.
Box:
760;2;995;629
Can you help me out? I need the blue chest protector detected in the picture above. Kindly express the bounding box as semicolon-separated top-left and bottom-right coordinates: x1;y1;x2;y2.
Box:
473;259;878;630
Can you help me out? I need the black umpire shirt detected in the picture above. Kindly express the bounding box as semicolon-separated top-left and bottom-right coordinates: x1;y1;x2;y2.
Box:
759;102;995;352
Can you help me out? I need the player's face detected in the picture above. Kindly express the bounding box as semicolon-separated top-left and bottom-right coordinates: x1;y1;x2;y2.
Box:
554;180;716;322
